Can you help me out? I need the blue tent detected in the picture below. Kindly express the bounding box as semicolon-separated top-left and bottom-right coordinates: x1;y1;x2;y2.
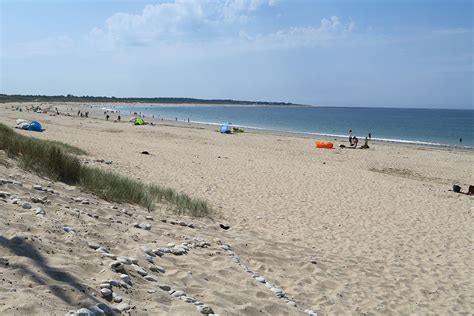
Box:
220;123;232;134
28;121;43;132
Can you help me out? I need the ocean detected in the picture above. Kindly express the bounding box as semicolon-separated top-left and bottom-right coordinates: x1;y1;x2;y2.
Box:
114;105;474;148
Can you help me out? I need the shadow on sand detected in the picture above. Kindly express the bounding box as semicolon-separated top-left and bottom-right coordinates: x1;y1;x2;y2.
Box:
0;235;99;307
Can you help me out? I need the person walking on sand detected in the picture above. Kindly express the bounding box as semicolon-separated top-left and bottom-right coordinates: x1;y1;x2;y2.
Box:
85;111;89;118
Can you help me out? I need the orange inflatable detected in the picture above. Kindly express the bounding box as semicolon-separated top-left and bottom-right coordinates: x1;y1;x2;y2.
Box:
315;141;333;149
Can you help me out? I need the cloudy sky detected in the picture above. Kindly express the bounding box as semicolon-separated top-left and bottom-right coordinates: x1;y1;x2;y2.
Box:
1;0;472;108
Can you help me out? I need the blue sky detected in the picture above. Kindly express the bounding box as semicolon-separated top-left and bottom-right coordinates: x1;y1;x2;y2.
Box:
1;0;472;108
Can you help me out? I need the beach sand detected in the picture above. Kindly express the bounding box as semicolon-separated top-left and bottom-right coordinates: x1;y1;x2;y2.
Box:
0;102;473;315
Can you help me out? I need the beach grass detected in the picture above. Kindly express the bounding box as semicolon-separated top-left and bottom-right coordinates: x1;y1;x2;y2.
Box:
0;122;211;216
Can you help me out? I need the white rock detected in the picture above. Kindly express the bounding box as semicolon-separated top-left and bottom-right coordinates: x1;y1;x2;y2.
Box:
119;274;130;283
196;304;214;314
171;290;185;298
100;288;112;297
35;207;46;215
74;308;94;316
254;276;265;283
87;241;101;250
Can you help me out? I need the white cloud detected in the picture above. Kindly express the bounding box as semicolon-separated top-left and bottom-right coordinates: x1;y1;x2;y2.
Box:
239;16;356;50
89;0;275;49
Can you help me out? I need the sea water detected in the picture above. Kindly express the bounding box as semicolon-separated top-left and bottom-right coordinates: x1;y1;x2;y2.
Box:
114;105;473;148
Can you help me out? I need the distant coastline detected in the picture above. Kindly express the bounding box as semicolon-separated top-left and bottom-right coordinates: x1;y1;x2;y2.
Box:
0;94;304;106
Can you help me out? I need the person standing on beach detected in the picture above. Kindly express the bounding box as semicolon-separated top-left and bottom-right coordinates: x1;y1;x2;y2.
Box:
118;115;121;122
106;114;109;121
349;130;353;146
369;132;371;139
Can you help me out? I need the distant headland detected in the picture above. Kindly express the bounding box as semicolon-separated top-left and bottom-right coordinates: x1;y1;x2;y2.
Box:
0;94;302;106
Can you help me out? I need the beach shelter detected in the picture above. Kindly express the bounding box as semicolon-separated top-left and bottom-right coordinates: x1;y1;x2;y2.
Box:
134;117;145;125
28;121;43;132
220;123;232;134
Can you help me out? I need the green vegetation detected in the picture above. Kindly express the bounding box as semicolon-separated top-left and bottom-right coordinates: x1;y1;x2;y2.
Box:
0;123;210;217
0;93;297;106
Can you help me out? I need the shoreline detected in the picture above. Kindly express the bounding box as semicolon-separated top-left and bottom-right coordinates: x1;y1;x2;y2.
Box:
108;104;473;151
3;101;473;151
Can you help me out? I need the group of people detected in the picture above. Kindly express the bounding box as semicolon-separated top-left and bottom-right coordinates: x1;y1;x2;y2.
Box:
348;130;370;149
77;110;89;118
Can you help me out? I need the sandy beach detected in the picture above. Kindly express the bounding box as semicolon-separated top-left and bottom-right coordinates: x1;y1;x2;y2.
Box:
1;102;473;315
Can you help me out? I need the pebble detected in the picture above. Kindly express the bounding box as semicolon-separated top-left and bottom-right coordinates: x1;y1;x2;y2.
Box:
33;185;43;191
0;191;9;198
11;198;20;204
34;207;46;216
87;241;102;250
74;308;94;316
145;216;153;220
170;247;187;256
81;200;90;205
109;261;124;272
171;290;185;298
179;221;187;226
95;303;113;315
147;289;156;293
270;287;284;297
254;276;266;283
100;288;112;298
22;202;32;209
145;254;154;263
63;226;76;234
74;197;83;202
116;256;131;265
99;283;111;289
119;274;130;283
304;309;318;316
112;294;123;303
220;244;231;251
149;265;165;273
196;304;214;314
142;246;155;256
132;264;147;276
158;285;171;291
183;296;196;303
113;303;130;312
109;280;119;287
138;223;151;230
167;243;175;248
144;275;158;282
287;301;297;307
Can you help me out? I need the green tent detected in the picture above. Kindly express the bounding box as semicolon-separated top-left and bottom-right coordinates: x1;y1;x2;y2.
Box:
134;117;145;125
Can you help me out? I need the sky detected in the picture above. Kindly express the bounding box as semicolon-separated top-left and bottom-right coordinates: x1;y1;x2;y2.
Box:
0;0;473;108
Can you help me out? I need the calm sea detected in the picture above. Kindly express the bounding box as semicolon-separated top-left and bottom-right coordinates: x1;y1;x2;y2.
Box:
114;105;474;148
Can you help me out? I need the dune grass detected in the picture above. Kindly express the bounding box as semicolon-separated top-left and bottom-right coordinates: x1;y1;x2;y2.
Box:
0;122;211;216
